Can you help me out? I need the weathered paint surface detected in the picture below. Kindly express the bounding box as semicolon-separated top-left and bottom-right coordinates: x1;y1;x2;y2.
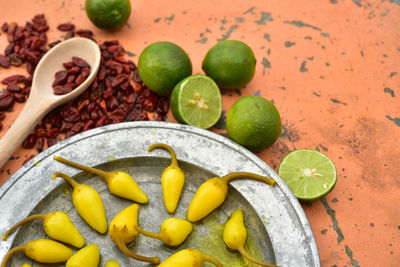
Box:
0;0;400;266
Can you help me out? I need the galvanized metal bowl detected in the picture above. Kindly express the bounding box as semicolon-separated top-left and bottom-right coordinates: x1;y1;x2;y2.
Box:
0;121;319;266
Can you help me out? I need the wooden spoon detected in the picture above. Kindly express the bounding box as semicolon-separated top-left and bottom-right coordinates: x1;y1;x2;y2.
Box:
0;37;101;168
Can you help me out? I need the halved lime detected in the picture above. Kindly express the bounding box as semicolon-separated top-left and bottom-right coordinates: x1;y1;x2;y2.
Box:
278;149;337;201
170;74;222;129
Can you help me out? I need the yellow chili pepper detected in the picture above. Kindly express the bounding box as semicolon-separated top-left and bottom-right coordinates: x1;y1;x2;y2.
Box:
223;209;278;267
2;211;85;248
105;259;121;267
135;217;192;246
148;143;185;213
21;264;31;267
158;248;223;267
109;204;159;264
52;172;108;234
187;172;275;222
54;156;148;203
1;239;73;267
66;244;100;267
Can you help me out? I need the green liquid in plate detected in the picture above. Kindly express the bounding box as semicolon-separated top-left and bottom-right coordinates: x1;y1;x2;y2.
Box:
190;211;264;267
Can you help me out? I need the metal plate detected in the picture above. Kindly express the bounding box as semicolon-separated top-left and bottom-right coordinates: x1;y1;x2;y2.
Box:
0;121;319;266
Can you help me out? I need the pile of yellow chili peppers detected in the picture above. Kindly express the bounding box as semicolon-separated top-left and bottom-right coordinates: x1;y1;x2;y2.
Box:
1;143;277;267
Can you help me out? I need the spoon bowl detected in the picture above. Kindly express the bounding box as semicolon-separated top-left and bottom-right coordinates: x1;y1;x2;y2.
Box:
0;37;101;168
32;37;101;103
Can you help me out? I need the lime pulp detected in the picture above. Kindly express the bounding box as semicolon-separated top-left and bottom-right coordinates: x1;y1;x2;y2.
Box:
278;149;337;201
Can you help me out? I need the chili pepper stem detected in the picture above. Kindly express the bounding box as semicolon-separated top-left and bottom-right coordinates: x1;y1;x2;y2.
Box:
54;156;112;182
116;240;160;264
202;253;224;267
2;214;47;240
238;246;278;267
52;172;79;188
135;226;162;241
1;245;26;267
220;172;276;186
148;143;178;167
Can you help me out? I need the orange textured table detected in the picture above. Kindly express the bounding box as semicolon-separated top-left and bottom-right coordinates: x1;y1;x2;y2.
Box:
1;0;399;266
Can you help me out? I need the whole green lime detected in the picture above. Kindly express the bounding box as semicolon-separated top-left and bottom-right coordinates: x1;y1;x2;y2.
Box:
202;40;256;89
138;42;192;95
226;95;281;150
85;0;131;31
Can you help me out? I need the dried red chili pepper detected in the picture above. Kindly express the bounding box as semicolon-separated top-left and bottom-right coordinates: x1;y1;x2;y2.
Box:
0;92;15;110
57;23;75;32
64;31;75;40
22;155;35;165
0;54;10;67
47;138;57;147
1;75;26;85
13;93;26;103
46;128;59;139
36;136;44;152
22;134;36;149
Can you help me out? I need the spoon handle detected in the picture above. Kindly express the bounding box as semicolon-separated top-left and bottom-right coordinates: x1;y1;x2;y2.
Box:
0;97;52;168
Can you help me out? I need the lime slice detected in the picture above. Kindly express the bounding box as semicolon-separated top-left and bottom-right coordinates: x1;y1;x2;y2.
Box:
278;149;337;201
170;74;222;129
